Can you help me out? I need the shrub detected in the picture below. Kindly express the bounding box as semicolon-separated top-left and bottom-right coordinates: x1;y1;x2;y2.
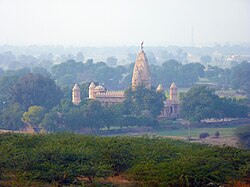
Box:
0;133;249;186
235;124;250;148
199;132;210;139
215;131;220;138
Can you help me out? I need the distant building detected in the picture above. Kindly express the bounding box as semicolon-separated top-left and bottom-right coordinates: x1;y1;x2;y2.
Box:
158;82;180;119
88;82;125;107
72;84;81;105
132;42;151;90
72;43;180;119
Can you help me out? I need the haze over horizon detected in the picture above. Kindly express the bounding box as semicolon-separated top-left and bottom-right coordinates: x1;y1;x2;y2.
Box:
0;0;249;47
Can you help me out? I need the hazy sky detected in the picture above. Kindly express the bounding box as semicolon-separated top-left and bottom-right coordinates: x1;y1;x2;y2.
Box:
0;0;249;46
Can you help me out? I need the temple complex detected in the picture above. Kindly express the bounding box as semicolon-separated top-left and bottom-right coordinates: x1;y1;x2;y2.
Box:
72;43;180;118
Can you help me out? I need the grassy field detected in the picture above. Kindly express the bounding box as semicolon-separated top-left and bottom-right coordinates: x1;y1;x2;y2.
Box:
156;127;236;138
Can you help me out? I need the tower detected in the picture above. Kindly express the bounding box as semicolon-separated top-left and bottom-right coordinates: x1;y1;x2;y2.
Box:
156;84;164;93
132;42;151;90
72;84;81;105
169;82;178;101
89;82;96;99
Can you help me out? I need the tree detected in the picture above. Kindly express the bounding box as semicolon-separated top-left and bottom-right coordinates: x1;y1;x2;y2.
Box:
51;59;84;79
22;105;46;128
76;52;84;62
200;55;212;64
235;124;250;148
0;75;18;105
0;103;24;130
31;67;51;77
218;98;248;119
106;56;117;67
179;63;205;85
10;73;63;110
181;86;248;122
41;110;64;132
83;100;105;130
102;103;124;129
231;61;250;97
124;86;165;118
180;86;220;122
205;65;224;82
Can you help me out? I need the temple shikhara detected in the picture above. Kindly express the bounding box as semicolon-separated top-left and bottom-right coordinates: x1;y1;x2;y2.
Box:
72;43;180;118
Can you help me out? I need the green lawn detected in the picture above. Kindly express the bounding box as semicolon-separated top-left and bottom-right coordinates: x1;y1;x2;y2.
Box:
156;127;236;138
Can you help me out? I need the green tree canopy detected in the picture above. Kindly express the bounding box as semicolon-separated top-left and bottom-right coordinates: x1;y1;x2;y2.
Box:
180;86;220;122
10;73;63;110
22;105;46;127
124;86;165;118
0;103;24;130
232;61;250;97
181;86;248;122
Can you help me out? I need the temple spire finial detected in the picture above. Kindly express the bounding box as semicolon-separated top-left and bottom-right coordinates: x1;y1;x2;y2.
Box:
140;41;144;51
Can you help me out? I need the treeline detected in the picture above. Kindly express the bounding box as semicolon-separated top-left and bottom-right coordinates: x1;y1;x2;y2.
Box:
0;72;164;132
44;59;250;96
0;133;249;186
1;57;250;94
0;61;249;132
0;69;249;132
181;86;249;122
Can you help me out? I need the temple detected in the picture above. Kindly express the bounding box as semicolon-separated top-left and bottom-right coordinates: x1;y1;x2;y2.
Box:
131;42;151;90
88;82;125;107
72;43;180;119
158;82;180;119
72;84;81;105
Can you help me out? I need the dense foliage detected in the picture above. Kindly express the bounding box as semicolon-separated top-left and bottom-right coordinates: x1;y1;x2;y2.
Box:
181;86;248;122
124;86;165;118
51;59;206;89
231;61;250;97
9;73;62;110
0;133;249;186
235;124;250;148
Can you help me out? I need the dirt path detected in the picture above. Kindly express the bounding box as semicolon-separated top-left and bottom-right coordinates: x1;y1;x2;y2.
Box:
191;136;239;147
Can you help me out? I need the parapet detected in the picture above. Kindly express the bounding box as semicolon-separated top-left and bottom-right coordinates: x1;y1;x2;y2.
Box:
95;90;125;98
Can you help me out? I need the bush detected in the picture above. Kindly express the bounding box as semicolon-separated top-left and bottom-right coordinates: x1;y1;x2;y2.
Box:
235;124;250;148
0;133;249;186
199;132;210;139
215;131;220;138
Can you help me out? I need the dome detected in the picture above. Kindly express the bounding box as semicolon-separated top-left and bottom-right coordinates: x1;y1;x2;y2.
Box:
156;84;164;92
95;85;106;92
170;82;177;89
89;82;96;88
72;84;80;90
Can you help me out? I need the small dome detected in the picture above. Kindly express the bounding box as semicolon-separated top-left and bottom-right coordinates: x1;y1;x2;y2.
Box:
89;82;96;88
95;85;106;92
170;82;177;89
72;84;80;90
156;84;164;92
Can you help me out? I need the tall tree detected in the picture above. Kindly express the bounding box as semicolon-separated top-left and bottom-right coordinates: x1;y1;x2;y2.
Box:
83;100;105;130
22;105;46;128
0;103;24;130
231;61;250;97
124;86;165;118
10;73;62;109
180;86;220;122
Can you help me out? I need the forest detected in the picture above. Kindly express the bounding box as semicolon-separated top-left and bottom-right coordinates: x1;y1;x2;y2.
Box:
0;133;249;186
